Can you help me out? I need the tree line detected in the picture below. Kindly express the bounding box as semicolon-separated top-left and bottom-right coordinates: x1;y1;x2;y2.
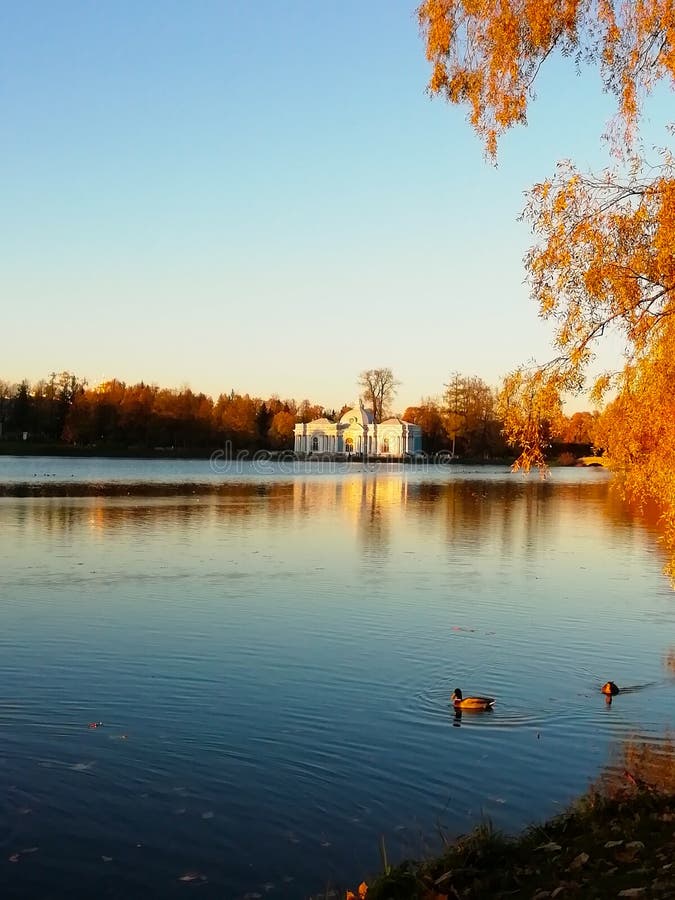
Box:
0;369;598;459
0;374;325;451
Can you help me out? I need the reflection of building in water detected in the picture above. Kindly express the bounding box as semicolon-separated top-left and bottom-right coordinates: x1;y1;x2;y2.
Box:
293;403;422;455
292;475;409;519
292;475;410;558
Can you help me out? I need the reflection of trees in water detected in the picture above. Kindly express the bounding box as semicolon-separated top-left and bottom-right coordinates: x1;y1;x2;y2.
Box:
0;498;96;535
0;484;297;534
595;734;675;796
664;648;675;676
408;478;616;561
596;483;673;575
4;476;664;572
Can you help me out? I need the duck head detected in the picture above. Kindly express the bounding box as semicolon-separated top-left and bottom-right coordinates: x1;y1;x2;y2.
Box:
601;681;619;696
451;688;463;701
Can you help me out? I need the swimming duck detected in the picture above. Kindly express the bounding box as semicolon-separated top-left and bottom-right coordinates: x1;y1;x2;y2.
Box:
451;688;495;710
601;681;620;696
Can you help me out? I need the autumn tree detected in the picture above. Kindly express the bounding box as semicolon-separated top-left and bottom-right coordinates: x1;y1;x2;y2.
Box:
418;1;675;159
559;410;598;447
268;410;296;448
403;398;447;452
297;399;324;424
443;373;499;457
214;392;259;447
358;368;400;423
418;0;675;568
497;369;564;470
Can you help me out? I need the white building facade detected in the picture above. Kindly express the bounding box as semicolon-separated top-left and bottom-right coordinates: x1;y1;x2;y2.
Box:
293;404;422;456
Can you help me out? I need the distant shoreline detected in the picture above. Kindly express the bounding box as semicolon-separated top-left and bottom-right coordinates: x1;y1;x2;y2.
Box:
0;443;521;466
0;442;217;460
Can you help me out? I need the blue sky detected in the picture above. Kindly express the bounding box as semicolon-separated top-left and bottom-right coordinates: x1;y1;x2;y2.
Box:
1;2;671;411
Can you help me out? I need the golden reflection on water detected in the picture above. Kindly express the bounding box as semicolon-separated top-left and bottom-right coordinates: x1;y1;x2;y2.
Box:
1;468;673;900
1;474;664;578
596;733;675;796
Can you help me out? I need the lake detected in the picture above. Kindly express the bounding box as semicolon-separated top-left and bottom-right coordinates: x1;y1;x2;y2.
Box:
1;456;673;898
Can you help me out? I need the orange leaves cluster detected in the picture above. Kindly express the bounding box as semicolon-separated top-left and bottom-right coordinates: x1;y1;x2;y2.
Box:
418;0;675;156
345;881;368;900
497;368;564;471
524;159;675;367
594;319;675;576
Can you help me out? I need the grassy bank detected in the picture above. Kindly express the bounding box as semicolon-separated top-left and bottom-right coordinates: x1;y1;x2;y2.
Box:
329;738;675;900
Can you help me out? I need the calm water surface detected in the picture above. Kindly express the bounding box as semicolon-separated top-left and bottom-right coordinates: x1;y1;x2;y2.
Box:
1;457;674;898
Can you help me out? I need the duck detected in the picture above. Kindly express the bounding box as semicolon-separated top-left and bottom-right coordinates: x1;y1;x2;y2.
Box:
451;688;495;710
601;681;620;696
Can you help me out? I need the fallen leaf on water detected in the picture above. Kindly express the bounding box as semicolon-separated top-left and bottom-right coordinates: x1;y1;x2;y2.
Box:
21;847;39;854
101;856;113;863
9;853;20;863
179;872;202;883
201;811;214;820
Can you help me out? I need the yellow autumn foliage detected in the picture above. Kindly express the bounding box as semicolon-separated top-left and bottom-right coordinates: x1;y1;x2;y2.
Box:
418;0;675;578
418;0;675;156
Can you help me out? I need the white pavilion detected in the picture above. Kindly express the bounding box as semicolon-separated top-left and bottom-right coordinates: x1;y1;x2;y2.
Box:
293;403;422;456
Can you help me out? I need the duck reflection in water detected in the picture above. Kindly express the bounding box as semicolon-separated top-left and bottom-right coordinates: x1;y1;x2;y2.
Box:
451;706;495;727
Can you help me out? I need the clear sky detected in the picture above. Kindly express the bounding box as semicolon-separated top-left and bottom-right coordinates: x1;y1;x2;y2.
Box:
1;2;670;412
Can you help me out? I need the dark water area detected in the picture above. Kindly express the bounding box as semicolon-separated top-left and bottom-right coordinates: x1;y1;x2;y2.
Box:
1;457;674;898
